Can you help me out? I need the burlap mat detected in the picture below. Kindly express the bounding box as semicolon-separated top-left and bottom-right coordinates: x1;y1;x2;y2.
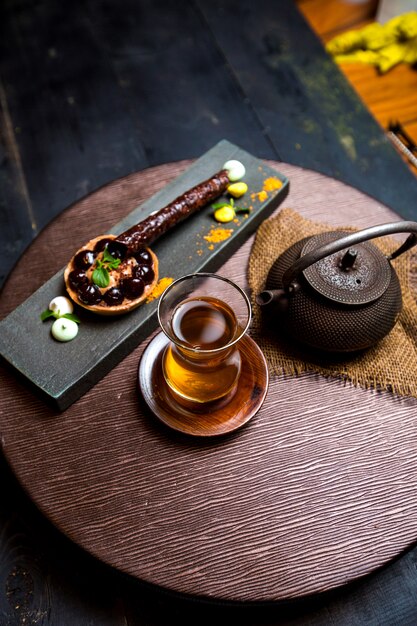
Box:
248;208;417;397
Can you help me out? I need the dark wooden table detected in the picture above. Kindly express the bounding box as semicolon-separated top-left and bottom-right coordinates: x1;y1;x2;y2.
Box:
1;0;417;624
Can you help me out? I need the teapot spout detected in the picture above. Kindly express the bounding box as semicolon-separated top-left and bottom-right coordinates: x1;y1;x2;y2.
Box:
256;288;289;313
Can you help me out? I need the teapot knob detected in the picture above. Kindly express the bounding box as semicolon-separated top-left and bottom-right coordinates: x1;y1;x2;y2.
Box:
339;248;357;271
282;221;417;296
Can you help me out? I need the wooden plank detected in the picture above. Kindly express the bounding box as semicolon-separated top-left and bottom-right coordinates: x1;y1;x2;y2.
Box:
198;0;417;221
0;87;36;285
0;0;150;289
297;0;378;36
82;0;277;163
0;0;150;204
298;0;417;167
341;62;417;129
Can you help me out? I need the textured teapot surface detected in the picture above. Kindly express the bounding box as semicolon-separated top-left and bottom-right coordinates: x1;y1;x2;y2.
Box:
260;233;402;352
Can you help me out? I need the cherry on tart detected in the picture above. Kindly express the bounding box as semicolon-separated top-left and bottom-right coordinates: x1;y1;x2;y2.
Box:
64;235;159;316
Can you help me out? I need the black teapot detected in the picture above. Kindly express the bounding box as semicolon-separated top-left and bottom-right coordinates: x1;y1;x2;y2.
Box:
256;221;417;353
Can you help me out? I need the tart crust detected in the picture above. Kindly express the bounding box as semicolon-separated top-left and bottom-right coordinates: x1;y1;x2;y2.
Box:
64;235;159;316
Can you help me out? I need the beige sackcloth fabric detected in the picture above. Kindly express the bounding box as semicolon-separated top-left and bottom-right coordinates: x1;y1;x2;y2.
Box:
249;208;417;398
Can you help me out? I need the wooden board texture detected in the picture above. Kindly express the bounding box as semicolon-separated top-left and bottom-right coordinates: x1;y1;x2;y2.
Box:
1;161;416;604
0;141;288;409
2;0;417;622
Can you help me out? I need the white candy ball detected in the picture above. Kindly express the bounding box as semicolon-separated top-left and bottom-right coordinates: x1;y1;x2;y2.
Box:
49;296;74;316
223;159;246;182
51;318;79;342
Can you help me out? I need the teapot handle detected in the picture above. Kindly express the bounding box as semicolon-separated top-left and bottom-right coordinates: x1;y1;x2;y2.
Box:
282;220;417;292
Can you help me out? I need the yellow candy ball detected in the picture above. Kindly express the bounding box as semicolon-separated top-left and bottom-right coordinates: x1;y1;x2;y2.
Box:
227;182;248;198
214;206;236;223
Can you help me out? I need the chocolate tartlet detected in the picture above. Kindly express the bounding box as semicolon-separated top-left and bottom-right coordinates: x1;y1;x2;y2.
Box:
64;235;158;316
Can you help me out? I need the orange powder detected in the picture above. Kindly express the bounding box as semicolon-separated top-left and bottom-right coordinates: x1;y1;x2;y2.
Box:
251;190;268;202
250;177;283;203
204;227;233;243
146;277;174;302
263;177;283;191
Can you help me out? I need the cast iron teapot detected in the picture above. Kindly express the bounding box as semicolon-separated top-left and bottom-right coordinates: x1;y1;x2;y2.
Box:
256;221;417;353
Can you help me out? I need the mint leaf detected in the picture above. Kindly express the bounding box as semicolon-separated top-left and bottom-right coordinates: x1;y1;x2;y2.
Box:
110;258;121;269
102;247;115;263
91;245;121;286
212;202;230;209
40;309;56;322
63;313;81;324
102;247;121;270
92;267;109;288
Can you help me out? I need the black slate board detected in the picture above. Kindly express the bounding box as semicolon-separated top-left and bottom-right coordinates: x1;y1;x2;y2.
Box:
0;140;288;410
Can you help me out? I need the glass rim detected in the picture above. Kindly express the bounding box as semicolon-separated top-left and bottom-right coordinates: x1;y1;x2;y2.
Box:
157;272;252;353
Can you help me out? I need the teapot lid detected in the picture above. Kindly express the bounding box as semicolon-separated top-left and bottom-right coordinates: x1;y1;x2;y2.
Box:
301;231;391;305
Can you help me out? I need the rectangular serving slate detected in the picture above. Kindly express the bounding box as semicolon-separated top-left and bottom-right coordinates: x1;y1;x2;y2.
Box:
0;140;289;409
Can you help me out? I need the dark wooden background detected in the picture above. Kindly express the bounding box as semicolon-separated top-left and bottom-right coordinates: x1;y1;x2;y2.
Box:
1;0;417;623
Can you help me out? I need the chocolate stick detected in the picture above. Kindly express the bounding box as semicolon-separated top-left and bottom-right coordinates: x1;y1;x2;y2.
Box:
115;169;230;253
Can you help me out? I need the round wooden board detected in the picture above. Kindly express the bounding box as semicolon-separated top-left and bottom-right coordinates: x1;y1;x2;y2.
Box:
1;161;417;603
139;332;269;437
